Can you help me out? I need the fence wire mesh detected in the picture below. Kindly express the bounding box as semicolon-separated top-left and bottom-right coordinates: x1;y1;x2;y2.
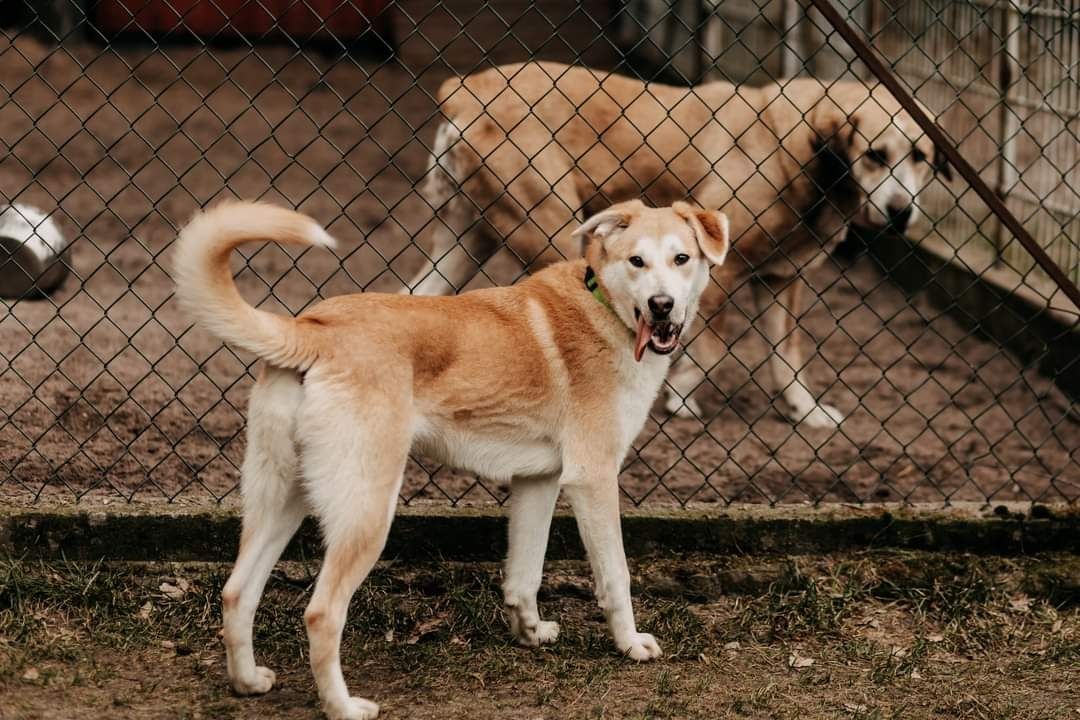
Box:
1;0;1078;507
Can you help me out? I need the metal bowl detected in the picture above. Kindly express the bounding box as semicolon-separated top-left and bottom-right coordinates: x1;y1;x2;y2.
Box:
0;204;71;299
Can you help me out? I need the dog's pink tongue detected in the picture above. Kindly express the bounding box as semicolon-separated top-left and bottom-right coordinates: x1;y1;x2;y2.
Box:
634;315;652;362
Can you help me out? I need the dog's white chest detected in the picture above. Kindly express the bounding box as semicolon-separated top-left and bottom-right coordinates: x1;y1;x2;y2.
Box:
613;355;670;453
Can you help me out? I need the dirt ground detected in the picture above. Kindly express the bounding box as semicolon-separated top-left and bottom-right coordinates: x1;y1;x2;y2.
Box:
1;554;1078;719
1;2;1078;506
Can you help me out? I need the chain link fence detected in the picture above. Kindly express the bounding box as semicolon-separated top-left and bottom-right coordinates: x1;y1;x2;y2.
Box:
1;0;1077;507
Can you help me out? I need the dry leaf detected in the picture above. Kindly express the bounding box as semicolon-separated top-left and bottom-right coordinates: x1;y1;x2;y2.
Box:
911;668;923;680
383;629;394;642
406;615;447;645
159;582;186;600
1008;595;1031;613
137;601;153;620
161;640;175;649
723;641;741;650
926;634;944;643
21;667;40;682
1052;620;1063;633
843;703;868;714
788;653;814;669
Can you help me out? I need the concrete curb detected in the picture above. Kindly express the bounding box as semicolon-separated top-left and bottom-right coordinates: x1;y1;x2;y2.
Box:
2;502;1077;562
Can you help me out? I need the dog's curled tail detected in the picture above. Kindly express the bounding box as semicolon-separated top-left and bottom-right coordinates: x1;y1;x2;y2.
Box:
173;201;336;370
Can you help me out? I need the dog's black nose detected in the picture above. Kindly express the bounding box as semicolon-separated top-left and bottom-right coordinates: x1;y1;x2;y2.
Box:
648;294;674;319
886;205;913;232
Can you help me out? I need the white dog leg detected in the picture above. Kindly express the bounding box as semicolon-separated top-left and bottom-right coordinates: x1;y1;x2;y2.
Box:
222;367;306;696
404;190;496;296
299;381;411;720
664;302;728;419
664;353;704;419
751;279;844;429
503;475;561;647
562;466;661;662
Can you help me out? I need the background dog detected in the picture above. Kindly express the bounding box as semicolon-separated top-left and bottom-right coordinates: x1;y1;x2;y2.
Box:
409;62;952;426
173;199;729;720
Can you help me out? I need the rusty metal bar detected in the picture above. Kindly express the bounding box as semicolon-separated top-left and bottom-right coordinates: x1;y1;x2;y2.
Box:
807;0;1080;313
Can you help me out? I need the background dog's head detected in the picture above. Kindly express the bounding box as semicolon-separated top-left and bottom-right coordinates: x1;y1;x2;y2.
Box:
813;84;952;233
572;200;729;361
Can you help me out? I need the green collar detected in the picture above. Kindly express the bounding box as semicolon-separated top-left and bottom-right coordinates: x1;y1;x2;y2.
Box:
584;266;613;311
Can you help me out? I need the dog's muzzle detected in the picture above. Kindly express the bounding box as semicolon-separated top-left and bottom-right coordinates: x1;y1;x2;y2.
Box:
633;308;682;362
886;205;913;233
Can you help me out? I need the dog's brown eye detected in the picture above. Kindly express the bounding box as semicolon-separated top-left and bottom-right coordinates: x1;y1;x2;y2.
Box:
628;256;645;268
912;148;927;164
674;253;690;266
866;148;889;167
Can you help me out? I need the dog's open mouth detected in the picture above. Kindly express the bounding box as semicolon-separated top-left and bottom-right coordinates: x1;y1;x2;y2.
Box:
633;308;681;362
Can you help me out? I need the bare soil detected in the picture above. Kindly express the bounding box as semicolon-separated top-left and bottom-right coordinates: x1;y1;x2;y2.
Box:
1;555;1078;719
1;2;1078;506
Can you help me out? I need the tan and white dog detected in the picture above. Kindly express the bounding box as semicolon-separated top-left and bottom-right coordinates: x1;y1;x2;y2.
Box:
408;63;952;425
173;199;729;720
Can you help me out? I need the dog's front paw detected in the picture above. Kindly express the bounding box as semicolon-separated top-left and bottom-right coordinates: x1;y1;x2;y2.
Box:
327;696;379;720
508;606;560;647
517;620;560;647
231;665;276;695
619;632;662;661
664;392;702;419
791;403;844;429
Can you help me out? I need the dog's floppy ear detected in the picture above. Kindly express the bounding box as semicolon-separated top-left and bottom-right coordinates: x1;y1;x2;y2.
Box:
673;201;730;266
933;144;953;181
812;97;860;155
571;200;644;242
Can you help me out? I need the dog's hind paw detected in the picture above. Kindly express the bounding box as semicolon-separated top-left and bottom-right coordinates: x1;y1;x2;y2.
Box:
328;697;379;720
531;620;560;646
512;618;560;647
619;632;663;662
231;665;276;695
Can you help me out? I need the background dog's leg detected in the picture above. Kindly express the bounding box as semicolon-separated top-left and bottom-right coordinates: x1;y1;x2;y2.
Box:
405;121;494;296
222;366;307;696
484;163;581;278
503;474;561;647
300;383;410;720
752;277;844;428
666;288;729;418
406;197;497;296
562;463;661;662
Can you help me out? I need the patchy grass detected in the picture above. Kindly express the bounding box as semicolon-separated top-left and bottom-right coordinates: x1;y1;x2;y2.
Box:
0;554;1077;719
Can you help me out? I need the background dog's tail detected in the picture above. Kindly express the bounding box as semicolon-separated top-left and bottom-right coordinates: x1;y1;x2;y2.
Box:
172;201;336;370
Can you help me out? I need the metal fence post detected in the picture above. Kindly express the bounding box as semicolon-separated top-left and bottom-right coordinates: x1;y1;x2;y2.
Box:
995;0;1022;263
